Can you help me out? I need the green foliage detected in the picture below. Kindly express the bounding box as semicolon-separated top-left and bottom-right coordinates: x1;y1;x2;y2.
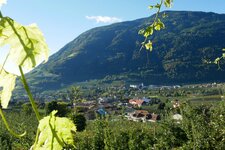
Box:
0;1;225;150
22;103;33;115
70;113;86;132
154;18;165;31
128;129;153;150
0;4;80;150
115;131;130;150
45;101;70;117
67;86;82;106
164;0;173;8
0;10;49;112
0;16;49;70
93;119;106;150
45;101;58;115
139;0;171;51
212;48;225;67
0;66;16;109
32;111;76;150
158;102;166;110
0;8;49;145
0;100;224;149
72;100;225;149
0;110;38;149
0;132;12;150
144;40;153;51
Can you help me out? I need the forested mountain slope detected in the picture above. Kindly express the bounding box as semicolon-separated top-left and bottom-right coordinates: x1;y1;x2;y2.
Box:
18;11;225;93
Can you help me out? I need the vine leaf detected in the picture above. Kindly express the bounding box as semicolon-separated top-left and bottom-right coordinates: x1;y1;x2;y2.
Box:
32;111;76;150
0;66;16;108
155;3;161;9
214;57;220;64
164;0;173;8
154;19;165;31
148;5;154;10
0;17;49;71
145;40;153;51
0;16;49;108
143;26;154;38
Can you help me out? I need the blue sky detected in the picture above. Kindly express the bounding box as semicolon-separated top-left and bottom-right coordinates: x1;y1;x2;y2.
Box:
1;0;225;55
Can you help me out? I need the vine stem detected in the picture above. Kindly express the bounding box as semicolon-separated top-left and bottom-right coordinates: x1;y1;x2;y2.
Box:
139;0;164;52
0;11;9;75
0;108;26;138
19;66;41;121
0;10;27;138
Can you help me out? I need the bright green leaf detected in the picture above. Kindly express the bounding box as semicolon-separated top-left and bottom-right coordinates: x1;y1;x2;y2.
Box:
148;5;154;9
0;17;49;71
154;19;165;31
0;66;16;108
164;0;173;8
154;3;161;9
223;53;225;58
138;29;145;35
214;57;220;64
145;40;153;51
222;48;225;51
144;26;154;37
31;111;76;150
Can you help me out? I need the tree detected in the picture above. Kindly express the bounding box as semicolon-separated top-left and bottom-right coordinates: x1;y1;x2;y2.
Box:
22;103;33;115
45;101;70;117
70;113;86;132
158;102;166;110
67;86;82;106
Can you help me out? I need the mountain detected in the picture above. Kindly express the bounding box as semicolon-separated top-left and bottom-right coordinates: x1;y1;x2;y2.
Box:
16;11;225;94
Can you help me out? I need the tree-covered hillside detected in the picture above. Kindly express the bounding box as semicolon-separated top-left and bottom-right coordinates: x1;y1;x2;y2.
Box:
19;11;225;93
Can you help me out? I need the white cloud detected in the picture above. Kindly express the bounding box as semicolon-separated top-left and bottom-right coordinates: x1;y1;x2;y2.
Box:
85;16;122;23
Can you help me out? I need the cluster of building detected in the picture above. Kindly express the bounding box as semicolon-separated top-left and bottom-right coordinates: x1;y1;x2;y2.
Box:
184;82;221;89
125;110;160;122
71;83;186;122
129;83;181;90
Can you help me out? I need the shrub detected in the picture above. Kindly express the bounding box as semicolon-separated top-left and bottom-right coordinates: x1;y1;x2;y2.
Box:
22;103;33;115
45;101;70;117
70;113;86;132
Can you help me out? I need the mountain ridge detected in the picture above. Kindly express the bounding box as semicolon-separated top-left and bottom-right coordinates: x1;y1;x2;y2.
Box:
16;11;225;94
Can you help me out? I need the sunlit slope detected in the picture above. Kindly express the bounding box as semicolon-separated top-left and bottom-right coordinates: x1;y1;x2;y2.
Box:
19;11;225;92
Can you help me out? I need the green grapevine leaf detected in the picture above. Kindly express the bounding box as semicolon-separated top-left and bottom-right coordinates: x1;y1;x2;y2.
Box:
145;41;153;51
154;19;165;31
144;26;154;37
138;29;145;35
0;66;16;108
164;0;173;8
32;111;76;150
0;17;49;70
214;58;220;64
155;3;161;9
148;5;154;9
